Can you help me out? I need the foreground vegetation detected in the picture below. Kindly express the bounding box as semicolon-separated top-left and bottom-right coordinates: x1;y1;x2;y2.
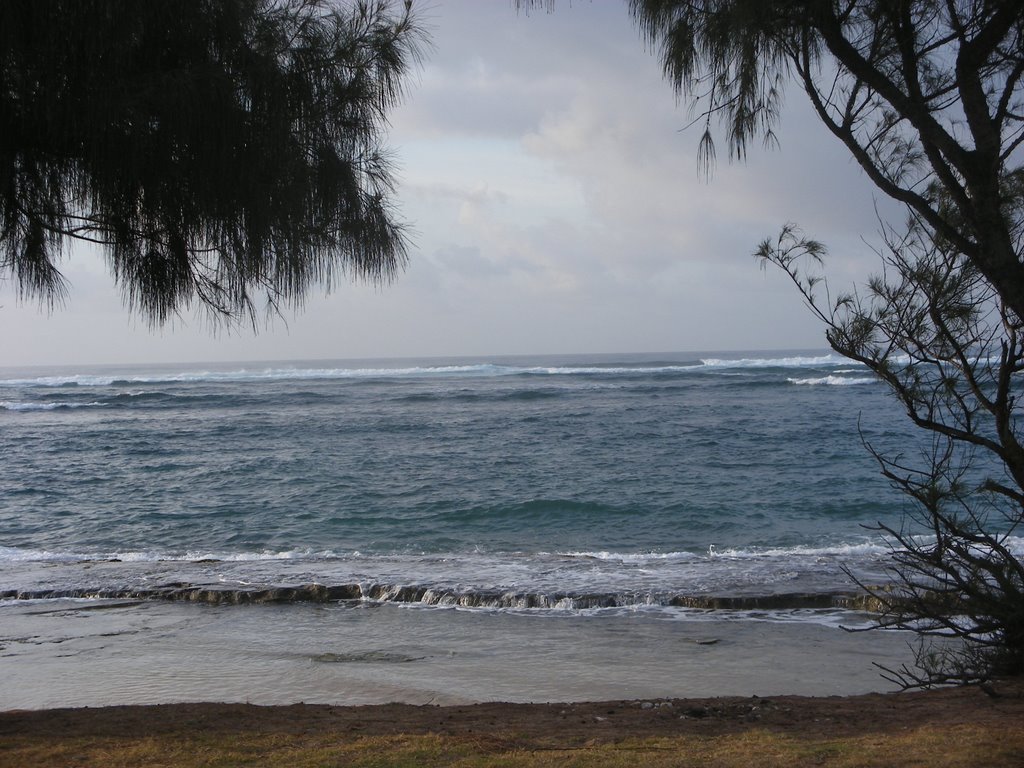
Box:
3;687;1023;768
3;721;1022;767
627;0;1024;685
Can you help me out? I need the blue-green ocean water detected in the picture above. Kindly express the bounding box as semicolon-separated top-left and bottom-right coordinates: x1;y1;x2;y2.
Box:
0;350;967;617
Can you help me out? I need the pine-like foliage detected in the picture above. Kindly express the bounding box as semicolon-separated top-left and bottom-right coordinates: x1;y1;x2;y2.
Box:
631;1;1024;323
515;0;1024;686
627;0;1024;686
0;0;423;324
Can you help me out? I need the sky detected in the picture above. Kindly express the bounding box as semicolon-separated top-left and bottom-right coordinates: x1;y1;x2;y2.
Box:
1;1;902;368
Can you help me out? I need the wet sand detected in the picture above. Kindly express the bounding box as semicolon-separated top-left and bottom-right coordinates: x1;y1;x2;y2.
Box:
2;598;927;710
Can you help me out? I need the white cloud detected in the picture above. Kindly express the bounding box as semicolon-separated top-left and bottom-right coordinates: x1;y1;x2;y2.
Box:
1;0;902;367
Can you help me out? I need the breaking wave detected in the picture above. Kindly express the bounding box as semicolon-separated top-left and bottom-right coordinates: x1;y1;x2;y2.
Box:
787;376;878;386
0;400;107;411
0;353;866;389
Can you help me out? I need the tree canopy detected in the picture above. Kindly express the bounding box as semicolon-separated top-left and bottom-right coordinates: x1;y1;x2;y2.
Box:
0;0;423;325
632;0;1024;321
626;0;1024;684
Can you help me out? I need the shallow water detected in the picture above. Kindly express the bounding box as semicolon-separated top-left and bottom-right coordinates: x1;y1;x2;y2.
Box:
0;351;988;707
0;598;918;709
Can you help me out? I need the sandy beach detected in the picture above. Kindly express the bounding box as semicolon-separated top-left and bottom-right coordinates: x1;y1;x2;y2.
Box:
2;597;932;710
6;598;1023;765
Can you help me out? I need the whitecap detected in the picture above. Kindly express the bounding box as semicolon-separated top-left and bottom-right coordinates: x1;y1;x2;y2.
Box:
0;400;106;411
0;545;338;564
700;354;851;369
787;376;877;386
708;542;893;558
510;365;699;376
554;550;700;563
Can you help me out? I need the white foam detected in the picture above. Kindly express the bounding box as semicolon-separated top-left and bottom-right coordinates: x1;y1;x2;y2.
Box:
1;375;121;387
709;542;892;558
0;546;334;564
0;356;863;388
0;540;900;566
0;366;505;388
557;542;893;562
8;534;1019;568
700;354;850;369
512;365;699;375
712;536;1024;558
654;605;879;629
2;364;700;386
787;376;878;386
9;353;1008;390
555;550;701;563
0;401;106;411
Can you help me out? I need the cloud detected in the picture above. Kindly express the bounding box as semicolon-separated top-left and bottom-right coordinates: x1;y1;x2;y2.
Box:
2;0;900;366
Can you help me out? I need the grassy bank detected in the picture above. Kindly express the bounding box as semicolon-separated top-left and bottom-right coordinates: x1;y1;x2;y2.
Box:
3;684;1023;767
3;725;1022;767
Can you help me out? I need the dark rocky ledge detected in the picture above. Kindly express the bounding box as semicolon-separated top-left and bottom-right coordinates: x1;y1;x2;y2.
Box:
0;583;887;612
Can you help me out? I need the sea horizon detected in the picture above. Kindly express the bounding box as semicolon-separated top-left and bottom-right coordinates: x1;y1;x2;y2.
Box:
0;345;834;375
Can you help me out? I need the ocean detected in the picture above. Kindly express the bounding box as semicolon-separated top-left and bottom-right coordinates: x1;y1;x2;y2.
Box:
0;350;988;707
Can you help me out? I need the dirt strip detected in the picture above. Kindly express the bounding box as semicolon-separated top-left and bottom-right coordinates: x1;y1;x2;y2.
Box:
2;680;1022;747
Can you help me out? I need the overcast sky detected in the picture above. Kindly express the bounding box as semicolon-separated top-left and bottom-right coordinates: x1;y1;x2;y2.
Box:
2;1;901;368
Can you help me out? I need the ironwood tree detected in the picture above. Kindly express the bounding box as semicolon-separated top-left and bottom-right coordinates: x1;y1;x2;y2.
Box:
0;0;423;325
624;0;1024;685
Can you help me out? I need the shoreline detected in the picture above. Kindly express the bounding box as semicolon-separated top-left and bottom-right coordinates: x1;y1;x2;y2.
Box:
1;598;925;710
1;583;889;612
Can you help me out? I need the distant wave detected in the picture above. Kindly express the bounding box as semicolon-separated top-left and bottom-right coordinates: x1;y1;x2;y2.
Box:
558;541;897;562
397;388;569;404
512;365;699;375
0;356;868;388
2;364;705;387
787;376;878;386
700;354;851;369
10;535;998;565
706;542;896;558
557;550;704;563
0;367;498;388
0;546;331;563
0;400;106;411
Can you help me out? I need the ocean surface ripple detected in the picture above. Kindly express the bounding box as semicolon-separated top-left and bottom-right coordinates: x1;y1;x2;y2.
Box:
0;350;983;622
